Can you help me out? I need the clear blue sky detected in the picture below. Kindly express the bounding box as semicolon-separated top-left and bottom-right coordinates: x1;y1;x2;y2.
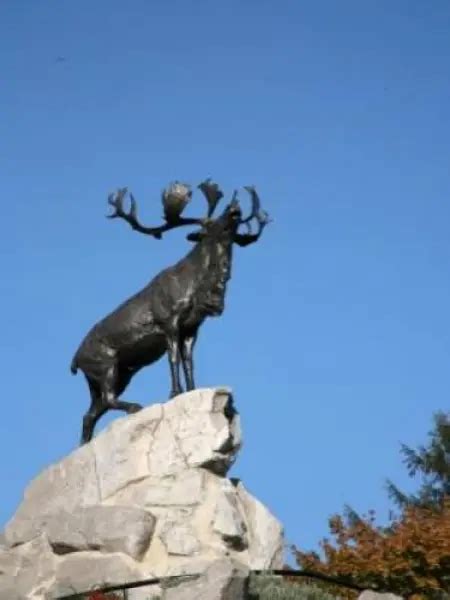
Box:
2;1;450;556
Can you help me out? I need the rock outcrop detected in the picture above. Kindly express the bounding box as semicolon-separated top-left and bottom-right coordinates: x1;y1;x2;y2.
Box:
1;388;283;599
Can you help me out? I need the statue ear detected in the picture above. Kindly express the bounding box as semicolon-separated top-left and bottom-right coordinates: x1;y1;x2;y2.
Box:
186;230;203;242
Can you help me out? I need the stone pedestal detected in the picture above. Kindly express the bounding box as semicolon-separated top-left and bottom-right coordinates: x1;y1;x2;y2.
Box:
1;388;284;599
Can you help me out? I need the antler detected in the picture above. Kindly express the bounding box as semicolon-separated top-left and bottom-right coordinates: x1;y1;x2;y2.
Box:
198;178;224;217
107;187;205;239
234;186;271;247
240;186;270;227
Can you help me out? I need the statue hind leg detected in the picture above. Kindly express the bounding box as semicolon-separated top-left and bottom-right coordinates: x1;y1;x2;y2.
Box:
80;363;142;445
99;362;143;414
81;377;107;445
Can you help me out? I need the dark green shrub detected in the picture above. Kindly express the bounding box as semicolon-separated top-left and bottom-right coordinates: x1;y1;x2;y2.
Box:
248;575;340;600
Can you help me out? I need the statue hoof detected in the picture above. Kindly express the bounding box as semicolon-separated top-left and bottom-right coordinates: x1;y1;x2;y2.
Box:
128;403;143;414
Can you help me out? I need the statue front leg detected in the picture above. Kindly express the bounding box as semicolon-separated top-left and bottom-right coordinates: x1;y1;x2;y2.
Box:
180;332;198;391
166;335;183;398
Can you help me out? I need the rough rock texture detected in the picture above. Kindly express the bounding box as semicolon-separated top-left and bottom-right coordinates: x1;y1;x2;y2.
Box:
0;532;7;549
2;388;283;599
164;558;249;600
358;592;404;600
49;552;150;598
6;505;155;560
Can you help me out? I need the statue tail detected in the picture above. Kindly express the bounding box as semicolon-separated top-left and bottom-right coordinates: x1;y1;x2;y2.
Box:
70;355;79;375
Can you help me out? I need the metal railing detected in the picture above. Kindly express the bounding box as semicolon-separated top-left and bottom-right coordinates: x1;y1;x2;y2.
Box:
57;568;372;600
59;574;198;600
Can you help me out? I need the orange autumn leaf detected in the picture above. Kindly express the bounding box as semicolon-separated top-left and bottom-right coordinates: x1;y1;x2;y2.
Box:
294;498;450;599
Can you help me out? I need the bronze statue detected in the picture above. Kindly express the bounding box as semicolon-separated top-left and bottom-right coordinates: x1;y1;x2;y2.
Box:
71;179;270;444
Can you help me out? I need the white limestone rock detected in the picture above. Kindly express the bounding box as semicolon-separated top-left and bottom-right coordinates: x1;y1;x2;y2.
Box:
50;552;150;597
0;546;22;577
8;443;100;531
113;469;205;508
127;584;164;600
161;523;201;556
164;558;249;600
212;480;248;550
236;481;284;569
5;505;155;560
5;388;283;599
358;592;404;600
0;534;56;599
94;403;163;499
0;582;22;600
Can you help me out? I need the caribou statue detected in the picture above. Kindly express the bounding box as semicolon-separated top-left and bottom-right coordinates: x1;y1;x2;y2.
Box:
71;179;270;444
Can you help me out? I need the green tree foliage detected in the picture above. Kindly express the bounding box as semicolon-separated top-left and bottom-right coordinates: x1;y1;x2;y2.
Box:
387;412;450;509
